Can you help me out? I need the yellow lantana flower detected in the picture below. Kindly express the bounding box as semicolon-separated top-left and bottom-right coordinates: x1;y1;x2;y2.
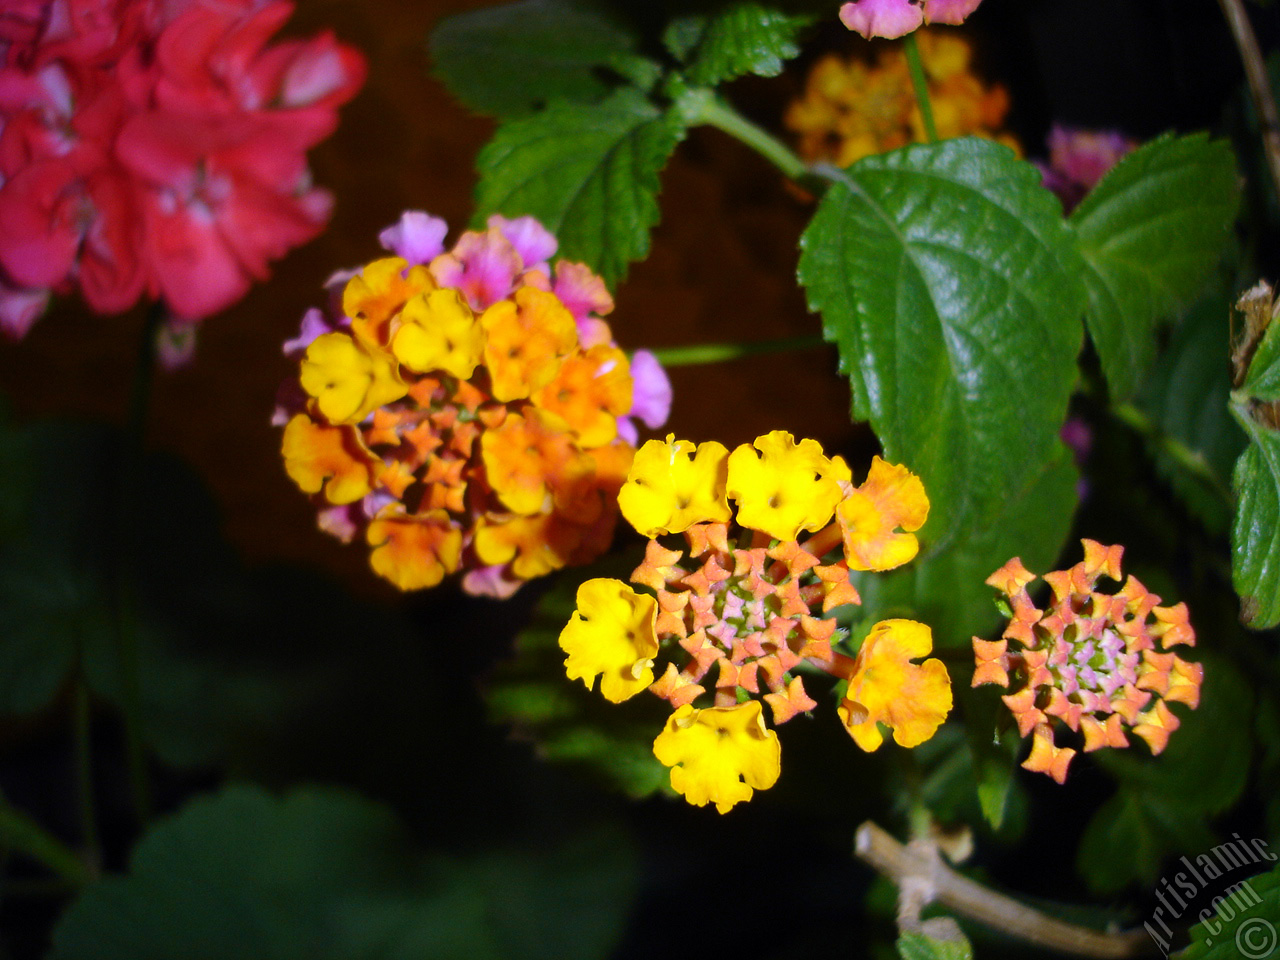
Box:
838;619;951;751
481;286;578;402
344;257;436;347
280;413;374;505
837;456;929;571
726;430;851;542
299;332;406;425
480;408;577;516
617;435;731;538
391;288;484;379
366;506;463;591
532;344;631;448
652;701;781;814
559;579;659;702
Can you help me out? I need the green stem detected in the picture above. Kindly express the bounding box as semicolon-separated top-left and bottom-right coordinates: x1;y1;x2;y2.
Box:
903;33;938;144
647;335;826;368
678;88;811;183
113;303;164;824
0;793;91;887
1110;400;1235;506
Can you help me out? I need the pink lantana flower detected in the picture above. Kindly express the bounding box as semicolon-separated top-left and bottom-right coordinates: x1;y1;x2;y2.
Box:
0;0;365;339
839;0;983;39
1036;125;1138;213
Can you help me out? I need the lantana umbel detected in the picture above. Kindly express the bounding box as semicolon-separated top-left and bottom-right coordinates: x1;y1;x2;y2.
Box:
559;432;952;812
785;30;1016;168
839;0;984;40
972;540;1203;783
276;211;672;597
0;0;365;338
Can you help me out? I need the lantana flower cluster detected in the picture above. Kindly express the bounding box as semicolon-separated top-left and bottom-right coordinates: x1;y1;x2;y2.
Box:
0;0;365;338
785;30;1016;168
558;432;952;812
973;540;1203;783
277;211;671;597
839;0;983;40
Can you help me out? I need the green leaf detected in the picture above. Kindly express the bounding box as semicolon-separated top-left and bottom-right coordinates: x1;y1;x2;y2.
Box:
799;140;1085;560
1077;791;1217;894
1243;312;1280;402
1138;280;1247;533
475;88;686;285
487;554;671;800
1071;133;1240;399
1231;413;1280;628
896;923;973;960
663;4;811;86
52;784;638;960
1176;863;1280;960
430;0;652;117
851;445;1078;648
1080;658;1252;893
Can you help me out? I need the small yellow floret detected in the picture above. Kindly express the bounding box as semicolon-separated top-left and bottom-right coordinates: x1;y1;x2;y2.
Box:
839;619;951;751
726;431;851;542
837;456;929;571
366;506;463;591
481;286;578;402
299;332;406;425
617;435;731;538
343;257;436;346
280;414;372;505
391;288;484;379
652;701;781;814
558;578;659;702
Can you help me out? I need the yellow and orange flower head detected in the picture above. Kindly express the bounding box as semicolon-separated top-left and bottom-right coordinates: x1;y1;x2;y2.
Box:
559;431;949;812
783;28;1020;168
971;540;1203;784
277;211;672;596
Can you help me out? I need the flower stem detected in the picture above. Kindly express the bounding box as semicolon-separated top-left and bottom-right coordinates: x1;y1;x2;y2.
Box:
678;87;813;183
1216;0;1280;204
0;792;92;887
903;33;938;144
1109;400;1235;506
646;335;826;368
856;821;1155;958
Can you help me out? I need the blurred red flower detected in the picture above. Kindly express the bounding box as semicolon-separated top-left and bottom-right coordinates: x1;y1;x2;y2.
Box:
0;0;365;337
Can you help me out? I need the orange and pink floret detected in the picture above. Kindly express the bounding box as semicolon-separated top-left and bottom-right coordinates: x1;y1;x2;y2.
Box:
973;539;1203;783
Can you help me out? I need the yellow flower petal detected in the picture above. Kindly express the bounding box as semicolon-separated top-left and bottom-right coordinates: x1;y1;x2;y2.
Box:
652;701;781;814
558;578;659;702
726;431;850;541
299;331;406;425
839;619;951;751
366;506;463;591
481;286;578;402
280;413;373;505
391;288;484;379
343;257;436;347
837;456;929;571
617;434;731;538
